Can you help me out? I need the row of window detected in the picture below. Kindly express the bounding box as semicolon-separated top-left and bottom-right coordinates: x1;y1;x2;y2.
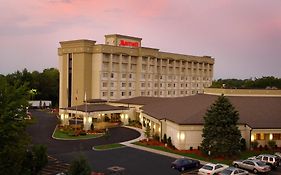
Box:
102;53;213;69
102;72;211;81
102;81;208;89
101;90;200;97
255;133;281;140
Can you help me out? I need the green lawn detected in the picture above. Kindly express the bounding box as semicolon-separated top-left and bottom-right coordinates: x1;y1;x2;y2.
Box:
53;129;104;140
133;142;276;165
94;143;125;150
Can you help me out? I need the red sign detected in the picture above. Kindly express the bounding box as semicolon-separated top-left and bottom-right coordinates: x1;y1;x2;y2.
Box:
119;40;139;47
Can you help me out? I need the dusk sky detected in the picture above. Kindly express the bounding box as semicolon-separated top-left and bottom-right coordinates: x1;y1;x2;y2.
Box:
1;0;280;79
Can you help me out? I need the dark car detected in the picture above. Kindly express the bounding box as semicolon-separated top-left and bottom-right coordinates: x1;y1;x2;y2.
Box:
171;157;200;172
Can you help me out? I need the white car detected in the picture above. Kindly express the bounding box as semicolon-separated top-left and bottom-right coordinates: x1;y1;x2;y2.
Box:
198;163;228;175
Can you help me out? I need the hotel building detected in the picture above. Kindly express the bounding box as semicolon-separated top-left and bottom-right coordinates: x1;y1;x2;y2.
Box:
58;34;214;109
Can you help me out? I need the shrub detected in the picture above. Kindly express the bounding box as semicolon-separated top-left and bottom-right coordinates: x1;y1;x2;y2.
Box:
251;141;259;149
162;134;167;144
80;130;87;136
268;140;276;149
153;134;160;141
32;145;48;173
68;156;91;175
240;138;247;151
167;137;173;147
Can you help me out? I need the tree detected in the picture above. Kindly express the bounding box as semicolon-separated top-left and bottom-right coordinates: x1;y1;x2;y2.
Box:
201;95;242;157
68;156;91;175
0;76;30;175
144;124;151;140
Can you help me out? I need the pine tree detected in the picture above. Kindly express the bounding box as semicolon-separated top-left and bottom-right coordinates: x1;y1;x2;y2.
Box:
201;95;242;157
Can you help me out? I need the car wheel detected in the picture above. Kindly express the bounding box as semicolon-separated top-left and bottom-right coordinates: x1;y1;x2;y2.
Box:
234;164;238;168
253;169;258;174
181;167;185;172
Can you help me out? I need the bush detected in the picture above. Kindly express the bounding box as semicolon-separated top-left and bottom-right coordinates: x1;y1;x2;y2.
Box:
68;156;91;175
268;140;276;149
80;130;87;136
251;141;259;149
32;145;48;173
167;137;173;147
162;134;167;144
153;134;160;141
240;138;247;151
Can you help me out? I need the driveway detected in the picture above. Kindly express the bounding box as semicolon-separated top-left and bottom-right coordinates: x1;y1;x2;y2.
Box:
27;110;140;155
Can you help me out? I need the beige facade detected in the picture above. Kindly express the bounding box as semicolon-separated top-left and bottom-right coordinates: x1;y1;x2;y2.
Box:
58;34;214;109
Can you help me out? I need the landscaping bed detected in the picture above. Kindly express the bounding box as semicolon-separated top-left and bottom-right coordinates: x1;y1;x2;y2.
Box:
53;125;104;140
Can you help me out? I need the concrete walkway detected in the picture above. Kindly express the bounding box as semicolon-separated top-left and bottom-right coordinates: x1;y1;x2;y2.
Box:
121;126;209;165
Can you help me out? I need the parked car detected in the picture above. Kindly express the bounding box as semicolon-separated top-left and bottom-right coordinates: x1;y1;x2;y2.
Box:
248;154;280;169
171;157;200;172
198;163;228;175
232;159;271;174
218;167;249;175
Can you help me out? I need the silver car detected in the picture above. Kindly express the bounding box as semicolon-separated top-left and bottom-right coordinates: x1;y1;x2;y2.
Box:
232;159;270;174
218;167;249;175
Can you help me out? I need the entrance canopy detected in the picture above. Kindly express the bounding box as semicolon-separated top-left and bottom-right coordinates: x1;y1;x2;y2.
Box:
61;103;129;115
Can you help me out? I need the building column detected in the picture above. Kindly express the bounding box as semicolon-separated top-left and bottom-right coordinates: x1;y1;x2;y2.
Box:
60;112;69;126
120;113;129;125
83;113;92;131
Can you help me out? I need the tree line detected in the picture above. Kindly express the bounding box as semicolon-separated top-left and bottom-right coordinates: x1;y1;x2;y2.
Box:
0;68;59;107
211;76;281;89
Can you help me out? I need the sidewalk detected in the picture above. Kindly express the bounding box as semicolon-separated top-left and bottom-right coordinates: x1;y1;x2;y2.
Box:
121;126;209;165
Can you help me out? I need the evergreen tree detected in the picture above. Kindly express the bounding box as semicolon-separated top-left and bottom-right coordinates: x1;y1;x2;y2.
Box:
144;125;151;140
201;95;242;157
68;156;91;175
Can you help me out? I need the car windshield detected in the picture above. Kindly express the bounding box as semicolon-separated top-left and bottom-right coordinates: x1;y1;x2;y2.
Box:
256;161;267;166
221;169;232;175
202;165;213;170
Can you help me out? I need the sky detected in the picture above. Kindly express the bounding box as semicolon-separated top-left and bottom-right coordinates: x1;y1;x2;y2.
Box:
0;0;281;79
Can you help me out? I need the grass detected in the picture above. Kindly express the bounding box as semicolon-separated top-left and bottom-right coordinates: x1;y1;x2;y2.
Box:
94;143;125;150
53;128;104;140
133;142;276;165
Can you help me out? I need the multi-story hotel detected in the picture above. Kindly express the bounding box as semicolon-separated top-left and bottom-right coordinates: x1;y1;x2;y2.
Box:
58;34;214;109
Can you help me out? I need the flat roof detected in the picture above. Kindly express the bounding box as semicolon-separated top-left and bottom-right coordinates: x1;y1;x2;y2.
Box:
62;104;129;113
117;94;281;129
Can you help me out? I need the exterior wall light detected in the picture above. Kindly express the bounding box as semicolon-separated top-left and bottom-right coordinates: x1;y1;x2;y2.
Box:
269;133;273;140
180;133;185;141
251;134;255;142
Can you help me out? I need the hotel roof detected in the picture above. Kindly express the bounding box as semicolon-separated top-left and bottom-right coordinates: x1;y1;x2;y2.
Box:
115;94;281;129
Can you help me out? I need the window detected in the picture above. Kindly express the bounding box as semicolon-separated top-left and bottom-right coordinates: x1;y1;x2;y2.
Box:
110;92;114;96
111;73;114;78
129;82;132;87
129;74;132;79
121;92;125;96
128;91;132;96
141;83;145;87
273;134;281;140
102;92;107;97
122;74;126;78
102;82;107;87
103;73;108;78
122;82;126;87
111;82;114;87
141;91;145;96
